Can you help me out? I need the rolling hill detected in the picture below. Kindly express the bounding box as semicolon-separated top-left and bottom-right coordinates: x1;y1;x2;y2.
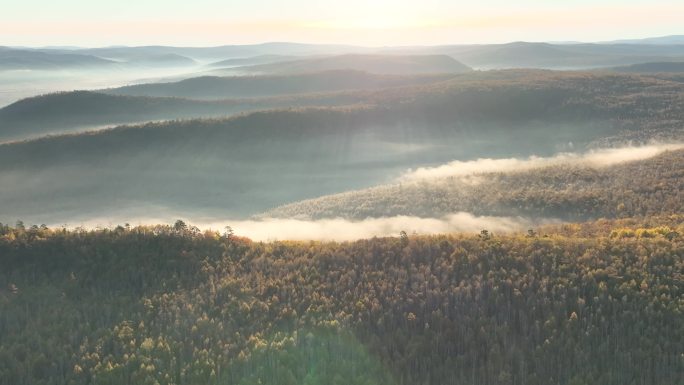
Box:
126;53;197;67
263;147;684;221
7;69;684;143
426;42;684;69
232;54;473;75
0;48;117;70
0;70;458;141
54;42;371;62
1;71;684;224
207;54;298;67
606;34;684;45
104;70;455;99
449;42;586;69
609;61;684;73
0;92;234;141
0;90;370;142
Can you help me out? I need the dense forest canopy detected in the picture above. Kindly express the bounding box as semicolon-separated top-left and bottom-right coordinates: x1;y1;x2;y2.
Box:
0;218;682;385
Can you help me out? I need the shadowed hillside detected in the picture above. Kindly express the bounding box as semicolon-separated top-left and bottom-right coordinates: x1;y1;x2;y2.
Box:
0;90;367;141
105;70;455;99
1;70;683;223
5;70;684;142
0;110;616;223
0;71;457;140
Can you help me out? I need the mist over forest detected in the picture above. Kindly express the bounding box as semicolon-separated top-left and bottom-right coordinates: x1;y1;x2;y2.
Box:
1;61;683;227
1;32;684;385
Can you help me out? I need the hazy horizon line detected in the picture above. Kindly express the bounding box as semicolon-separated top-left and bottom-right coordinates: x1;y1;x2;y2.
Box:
3;33;684;50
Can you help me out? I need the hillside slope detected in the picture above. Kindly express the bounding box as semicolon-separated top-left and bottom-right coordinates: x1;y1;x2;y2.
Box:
436;42;684;69
1;71;683;223
105;70;454;99
263;148;684;221
235;54;473;74
0;90;366;141
207;54;297;67
5;70;684;142
0;48;117;70
609;61;684;73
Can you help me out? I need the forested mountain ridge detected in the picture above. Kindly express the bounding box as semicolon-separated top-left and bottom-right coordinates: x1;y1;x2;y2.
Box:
104;70;454;99
3;70;684;143
0;219;681;385
0;90;368;142
263;148;684;221
1;70;684;223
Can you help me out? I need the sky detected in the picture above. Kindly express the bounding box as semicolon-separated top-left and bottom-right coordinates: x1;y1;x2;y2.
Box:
2;0;683;47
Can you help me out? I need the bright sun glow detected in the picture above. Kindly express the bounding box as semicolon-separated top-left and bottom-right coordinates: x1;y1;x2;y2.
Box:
1;0;683;45
306;16;439;30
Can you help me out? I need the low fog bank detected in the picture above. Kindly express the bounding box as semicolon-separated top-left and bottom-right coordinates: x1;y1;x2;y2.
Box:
401;143;684;181
60;212;552;242
0;66;208;107
2;141;678;228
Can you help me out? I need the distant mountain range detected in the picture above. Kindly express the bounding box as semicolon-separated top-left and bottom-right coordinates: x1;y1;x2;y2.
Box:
420;41;684;69
48;42;368;62
4;36;684;72
604;35;684;45
0;48;118;70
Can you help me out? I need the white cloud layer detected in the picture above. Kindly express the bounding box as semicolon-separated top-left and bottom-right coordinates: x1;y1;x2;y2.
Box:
70;212;546;242
210;212;548;241
56;143;683;242
400;143;684;181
